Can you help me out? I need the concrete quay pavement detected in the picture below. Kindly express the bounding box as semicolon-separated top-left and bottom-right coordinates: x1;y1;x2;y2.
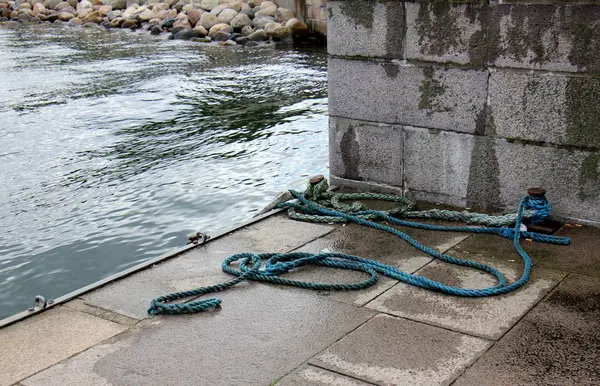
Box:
1;209;599;385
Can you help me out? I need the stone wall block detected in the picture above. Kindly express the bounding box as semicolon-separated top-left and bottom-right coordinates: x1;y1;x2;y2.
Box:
403;127;476;199
328;58;488;134
405;1;483;66
489;70;600;150
405;2;600;73
402;126;600;223
327;0;404;58
329;117;403;187
495;140;600;223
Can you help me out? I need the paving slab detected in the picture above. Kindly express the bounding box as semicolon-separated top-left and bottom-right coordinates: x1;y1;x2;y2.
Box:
22;338;131;386
519;225;600;277
276;365;373;386
309;314;491;386
64;299;138;326
454;273;600;385
283;223;468;306
81;214;334;319
0;307;126;386
25;285;374;386
365;234;566;340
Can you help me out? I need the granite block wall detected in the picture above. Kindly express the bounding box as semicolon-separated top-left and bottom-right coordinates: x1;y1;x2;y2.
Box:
328;0;600;225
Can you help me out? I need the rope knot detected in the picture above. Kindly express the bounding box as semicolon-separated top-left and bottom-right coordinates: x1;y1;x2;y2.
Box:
500;228;514;239
524;193;551;224
303;176;330;201
262;262;289;276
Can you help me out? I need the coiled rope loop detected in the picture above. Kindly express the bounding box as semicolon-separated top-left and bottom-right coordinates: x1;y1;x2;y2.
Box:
148;183;569;316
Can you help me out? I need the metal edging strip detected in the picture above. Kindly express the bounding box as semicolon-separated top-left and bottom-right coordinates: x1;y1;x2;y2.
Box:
0;207;285;329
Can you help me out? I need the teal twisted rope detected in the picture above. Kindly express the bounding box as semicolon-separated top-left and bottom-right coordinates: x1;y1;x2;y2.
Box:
294;178;550;228
525;195;552;224
148;190;569;315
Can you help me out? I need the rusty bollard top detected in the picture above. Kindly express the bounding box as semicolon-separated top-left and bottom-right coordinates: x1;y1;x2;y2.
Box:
527;187;547;197
310;174;325;185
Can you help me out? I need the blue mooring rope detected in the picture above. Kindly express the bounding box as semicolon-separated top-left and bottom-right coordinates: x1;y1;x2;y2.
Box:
148;191;570;315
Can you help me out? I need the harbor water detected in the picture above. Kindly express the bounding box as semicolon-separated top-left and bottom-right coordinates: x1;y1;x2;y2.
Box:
0;22;328;319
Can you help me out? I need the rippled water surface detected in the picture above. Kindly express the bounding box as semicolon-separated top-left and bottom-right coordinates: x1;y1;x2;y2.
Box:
0;23;328;319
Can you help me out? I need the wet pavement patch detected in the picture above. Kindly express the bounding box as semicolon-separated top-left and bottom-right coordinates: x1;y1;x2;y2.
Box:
276;364;373;386
277;220;470;307
520;225;600;277
365;234;567;340
26;285;374;386
0;307;126;386
454;273;600;385
309;314;491;386
5;208;598;386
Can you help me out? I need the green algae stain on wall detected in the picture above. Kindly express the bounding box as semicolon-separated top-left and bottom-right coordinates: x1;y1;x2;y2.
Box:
338;0;375;30
412;2;515;68
464;5;500;68
566;7;600;73
415;0;493;60
502;5;554;66
410;2;600;72
418;67;449;115
415;1;461;58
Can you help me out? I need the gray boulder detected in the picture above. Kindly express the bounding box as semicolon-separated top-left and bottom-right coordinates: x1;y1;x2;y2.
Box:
240;25;253;36
198;0;217;11
210;30;229;41
103;0;126;10
198;12;217;29
239;7;254;18
252;15;273;29
42;0;61;10
173;28;204;40
274;7;293;23
106;10;121;20
247;29;266;42
150;24;162;34
229;12;250;29
216;7;235;23
235;36;248;45
54;1;70;10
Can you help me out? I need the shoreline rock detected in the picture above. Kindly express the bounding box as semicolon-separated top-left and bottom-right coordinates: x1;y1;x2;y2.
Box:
0;0;315;47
